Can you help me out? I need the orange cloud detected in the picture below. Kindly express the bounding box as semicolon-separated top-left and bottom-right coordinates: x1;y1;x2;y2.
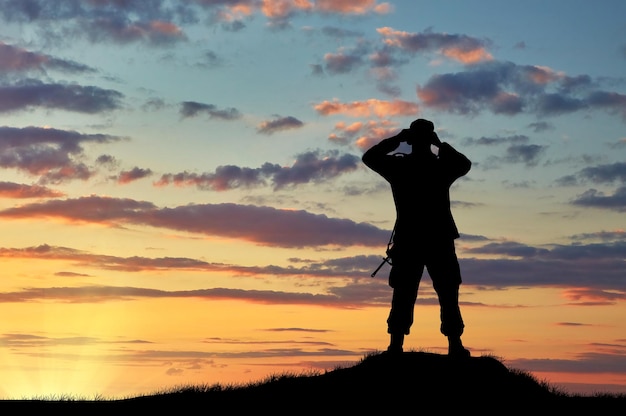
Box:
328;120;398;148
335;121;364;135
314;98;418;118
316;0;391;14
442;46;493;65
261;0;313;20
0;182;64;198
213;3;255;24
257;0;389;21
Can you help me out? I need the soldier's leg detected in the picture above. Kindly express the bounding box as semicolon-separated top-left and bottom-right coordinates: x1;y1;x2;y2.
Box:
386;259;423;352
427;241;469;357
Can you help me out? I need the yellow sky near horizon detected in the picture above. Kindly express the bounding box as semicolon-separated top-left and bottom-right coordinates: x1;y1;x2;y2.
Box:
1;280;625;398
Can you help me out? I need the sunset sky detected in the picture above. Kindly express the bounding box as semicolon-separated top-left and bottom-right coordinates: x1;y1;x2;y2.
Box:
0;0;625;399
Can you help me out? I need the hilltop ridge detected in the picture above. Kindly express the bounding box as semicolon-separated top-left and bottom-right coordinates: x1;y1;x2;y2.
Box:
2;351;624;413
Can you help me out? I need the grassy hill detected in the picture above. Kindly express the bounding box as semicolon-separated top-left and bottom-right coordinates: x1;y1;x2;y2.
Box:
1;351;624;413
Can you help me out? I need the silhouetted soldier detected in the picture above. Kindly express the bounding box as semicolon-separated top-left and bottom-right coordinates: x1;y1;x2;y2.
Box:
362;119;471;356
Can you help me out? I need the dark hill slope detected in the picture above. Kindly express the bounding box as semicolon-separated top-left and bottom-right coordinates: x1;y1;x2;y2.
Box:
2;352;624;413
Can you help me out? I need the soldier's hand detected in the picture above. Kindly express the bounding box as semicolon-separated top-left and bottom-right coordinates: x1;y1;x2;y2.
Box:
431;132;442;147
397;129;411;142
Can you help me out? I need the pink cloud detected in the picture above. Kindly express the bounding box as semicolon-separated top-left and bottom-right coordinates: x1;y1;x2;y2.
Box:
0;42;94;74
562;288;626;306
117;167;153;184
149;20;184;36
377;27;493;64
0;42;47;72
0;182;64;198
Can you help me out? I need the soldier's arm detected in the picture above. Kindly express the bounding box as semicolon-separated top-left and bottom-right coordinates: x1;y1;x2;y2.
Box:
362;133;403;172
438;142;471;178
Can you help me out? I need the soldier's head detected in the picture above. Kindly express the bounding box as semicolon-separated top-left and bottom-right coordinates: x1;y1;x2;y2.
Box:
406;119;435;150
409;118;434;134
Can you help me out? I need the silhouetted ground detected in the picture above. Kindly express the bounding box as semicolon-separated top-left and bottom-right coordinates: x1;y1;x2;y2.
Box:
1;351;624;413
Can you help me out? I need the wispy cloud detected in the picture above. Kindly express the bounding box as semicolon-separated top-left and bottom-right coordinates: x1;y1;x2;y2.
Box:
558;162;626;211
0;333;151;347
571;186;626;212
0;181;64;198
0;196;389;248
156;149;360;191
315;26;494;94
510;349;626;374
323;42;370;74
0;0;391;41
0;80;123;114
463;135;530;147
502;144;547;166
0;0;187;46
463;239;626;293
117;167;153;184
0;285;382;308
1;235;625;298
463;134;547;168
417;61;626;119
257;116;304;135
377;27;493;64
0;126;124;184
0;242;624;307
578;162;626;184
179;101;241;120
0;246;399;305
260;0;391;27
0;243;375;277
0;42;96;74
569;230;625;242
86;19;187;45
